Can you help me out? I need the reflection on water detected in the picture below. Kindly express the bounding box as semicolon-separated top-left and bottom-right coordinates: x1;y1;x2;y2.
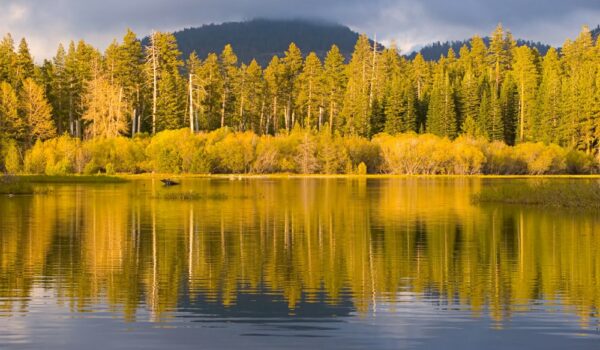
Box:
0;178;599;349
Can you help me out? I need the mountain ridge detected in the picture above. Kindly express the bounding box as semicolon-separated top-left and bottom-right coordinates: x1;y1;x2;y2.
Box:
147;19;598;64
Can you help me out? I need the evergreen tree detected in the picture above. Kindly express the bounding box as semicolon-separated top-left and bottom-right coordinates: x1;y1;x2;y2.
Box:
237;59;264;132
513;45;539;142
411;53;430;131
0;34;17;85
341;35;372;136
427;63;457;138
49;44;69;134
561;26;597;151
488;24;514;93
219;44;238;128
296;52;324;129
535;48;562;144
282;43;303;130
196;53;222;130
15;38;35;84
115;30;145;134
323;45;346;132
264;56;285;133
145;32;185;132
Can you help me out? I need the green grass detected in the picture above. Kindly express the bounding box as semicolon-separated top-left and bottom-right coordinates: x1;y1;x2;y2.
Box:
472;181;600;208
0;181;35;195
154;191;229;200
15;175;128;183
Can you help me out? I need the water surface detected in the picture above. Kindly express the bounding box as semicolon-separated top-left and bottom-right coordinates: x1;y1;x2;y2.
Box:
1;178;599;349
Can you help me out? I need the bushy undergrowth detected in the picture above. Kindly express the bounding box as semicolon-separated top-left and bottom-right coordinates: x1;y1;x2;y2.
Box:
1;128;598;175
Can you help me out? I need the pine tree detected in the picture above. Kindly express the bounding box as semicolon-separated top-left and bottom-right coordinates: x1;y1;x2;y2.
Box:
237;59;264;132
536;48;562;144
513;45;539;142
296;52;324;129
145;32;185;132
383;45;416;134
15;38;35;84
459;68;480;132
500;73;518;145
0;34;17;85
186;51;202;132
323;45;346;132
282;43;303;130
561;26;596;151
19;78;56;144
264;56;285;133
488;24;514;93
427;63;457;138
115;30;145;135
196;53;222;130
49;44;69;134
411;53;430;131
340;35;372;136
219;44;238;128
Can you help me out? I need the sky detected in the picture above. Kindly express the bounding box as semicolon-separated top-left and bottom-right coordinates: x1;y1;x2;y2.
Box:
1;0;599;60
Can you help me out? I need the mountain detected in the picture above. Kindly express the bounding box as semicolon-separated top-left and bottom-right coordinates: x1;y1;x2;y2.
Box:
407;38;552;61
167;19;368;66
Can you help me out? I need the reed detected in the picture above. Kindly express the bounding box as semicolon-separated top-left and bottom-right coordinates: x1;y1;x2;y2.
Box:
472;181;600;208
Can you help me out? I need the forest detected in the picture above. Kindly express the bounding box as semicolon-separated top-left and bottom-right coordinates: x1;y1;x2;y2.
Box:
0;24;599;175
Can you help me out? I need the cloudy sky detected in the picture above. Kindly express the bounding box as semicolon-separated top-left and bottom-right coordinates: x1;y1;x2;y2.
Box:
1;0;599;60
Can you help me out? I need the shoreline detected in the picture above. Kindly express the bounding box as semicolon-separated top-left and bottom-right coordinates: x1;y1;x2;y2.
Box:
6;173;600;183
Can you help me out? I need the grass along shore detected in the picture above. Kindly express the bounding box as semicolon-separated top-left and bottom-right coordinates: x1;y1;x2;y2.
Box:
472;181;600;208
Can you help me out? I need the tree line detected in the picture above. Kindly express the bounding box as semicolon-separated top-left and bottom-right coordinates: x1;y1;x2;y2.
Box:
0;24;599;173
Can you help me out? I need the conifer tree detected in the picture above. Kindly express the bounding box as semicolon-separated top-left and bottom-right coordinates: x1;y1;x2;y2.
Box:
411;53;430;130
15;38;35;84
427;63;457;138
535;48;562;144
264;56;285;133
297;52;324;129
115;30;145;135
341;35;372;136
196;53;222;130
0;34;17;85
145;32;185;132
282;43;303;130
513;45;539;142
237;59;264;132
219;44;238;128
49;44;69;134
323;45;346;132
488;24;514;93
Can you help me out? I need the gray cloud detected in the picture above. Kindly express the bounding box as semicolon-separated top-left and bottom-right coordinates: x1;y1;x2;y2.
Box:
0;0;598;60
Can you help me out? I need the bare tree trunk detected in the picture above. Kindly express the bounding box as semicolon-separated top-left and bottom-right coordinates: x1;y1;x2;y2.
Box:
189;73;194;133
221;90;226;128
318;105;323;130
520;79;525;142
369;35;377;109
151;31;158;135
132;108;137;137
272;96;277;134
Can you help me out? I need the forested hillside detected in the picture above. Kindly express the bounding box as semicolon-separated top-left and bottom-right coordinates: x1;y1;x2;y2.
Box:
164;19;366;65
0;23;599;175
408;38;551;61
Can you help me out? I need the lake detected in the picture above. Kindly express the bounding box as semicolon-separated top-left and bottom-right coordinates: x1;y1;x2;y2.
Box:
0;178;599;349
